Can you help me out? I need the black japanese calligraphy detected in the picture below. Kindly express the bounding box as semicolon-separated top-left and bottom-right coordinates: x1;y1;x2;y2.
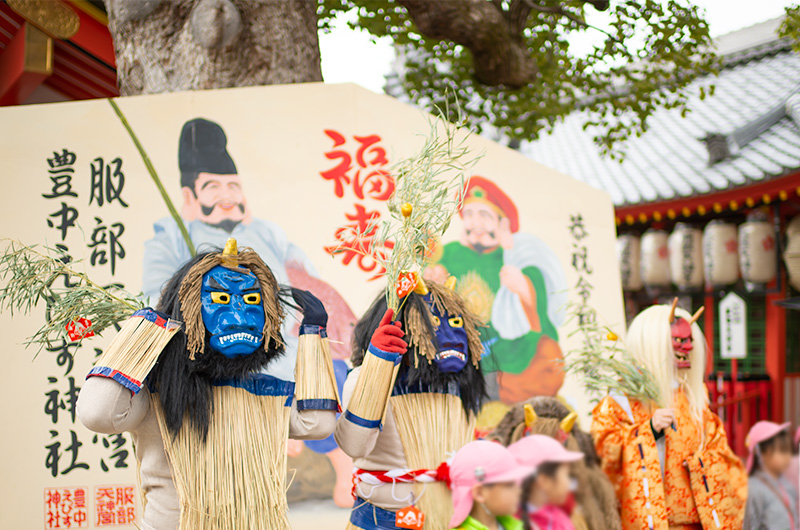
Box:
89;157;128;208
47;202;79;241
87;217;126;275
46;430;89;477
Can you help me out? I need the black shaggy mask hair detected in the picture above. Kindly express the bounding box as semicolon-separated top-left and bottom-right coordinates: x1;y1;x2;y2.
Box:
146;251;289;441
351;291;488;416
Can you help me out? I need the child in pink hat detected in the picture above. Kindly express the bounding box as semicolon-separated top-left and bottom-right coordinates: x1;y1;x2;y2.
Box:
508;435;583;530
744;421;798;530
449;440;534;530
785;426;800;492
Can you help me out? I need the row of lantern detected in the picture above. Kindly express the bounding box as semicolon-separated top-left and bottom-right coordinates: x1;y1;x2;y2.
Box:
617;214;778;291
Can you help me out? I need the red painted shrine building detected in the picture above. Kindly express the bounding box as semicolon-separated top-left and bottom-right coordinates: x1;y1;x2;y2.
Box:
526;17;800;455
0;0;116;106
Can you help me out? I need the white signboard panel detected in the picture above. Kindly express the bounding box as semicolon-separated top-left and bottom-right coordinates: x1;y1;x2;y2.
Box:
719;292;747;359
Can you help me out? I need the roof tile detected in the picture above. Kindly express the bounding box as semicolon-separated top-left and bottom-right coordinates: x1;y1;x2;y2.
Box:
522;47;800;206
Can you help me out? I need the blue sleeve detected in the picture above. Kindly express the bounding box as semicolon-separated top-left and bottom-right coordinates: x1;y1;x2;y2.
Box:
141;220;185;305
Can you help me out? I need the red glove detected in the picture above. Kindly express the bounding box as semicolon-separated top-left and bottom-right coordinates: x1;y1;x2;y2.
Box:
370;309;408;354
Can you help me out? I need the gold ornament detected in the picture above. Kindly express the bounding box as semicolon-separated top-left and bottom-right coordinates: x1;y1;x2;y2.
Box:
8;0;80;39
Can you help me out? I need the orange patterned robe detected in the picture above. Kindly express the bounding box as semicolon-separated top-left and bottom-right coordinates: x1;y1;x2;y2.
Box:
591;390;747;530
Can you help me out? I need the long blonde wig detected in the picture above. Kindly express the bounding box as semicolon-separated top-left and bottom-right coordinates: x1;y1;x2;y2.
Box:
625;304;708;423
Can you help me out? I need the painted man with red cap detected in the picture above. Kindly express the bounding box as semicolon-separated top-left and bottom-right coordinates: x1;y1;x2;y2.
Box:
427;176;567;404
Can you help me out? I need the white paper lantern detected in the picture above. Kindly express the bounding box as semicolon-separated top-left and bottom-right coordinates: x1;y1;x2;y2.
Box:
641;229;671;287
703;221;739;286
739;215;777;286
668;223;704;289
784;215;800;292
617;235;642;291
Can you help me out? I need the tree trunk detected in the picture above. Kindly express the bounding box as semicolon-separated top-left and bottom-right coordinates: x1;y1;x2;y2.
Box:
397;0;537;88
104;0;322;96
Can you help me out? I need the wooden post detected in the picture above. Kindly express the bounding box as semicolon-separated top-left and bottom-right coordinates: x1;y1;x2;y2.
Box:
766;281;787;422
705;291;715;378
0;24;52;106
731;358;741;453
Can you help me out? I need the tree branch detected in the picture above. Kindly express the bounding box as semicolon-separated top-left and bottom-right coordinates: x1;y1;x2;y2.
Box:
397;0;537;87
507;0;533;36
523;0;624;48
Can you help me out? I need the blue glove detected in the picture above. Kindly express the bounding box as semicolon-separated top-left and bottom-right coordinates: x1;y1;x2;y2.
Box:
290;288;328;328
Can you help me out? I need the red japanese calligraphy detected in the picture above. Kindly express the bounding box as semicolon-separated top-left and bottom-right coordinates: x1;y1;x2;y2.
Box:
325;203;394;280
322;129;398;279
94;485;136;527
44;487;89;529
320;130;395;200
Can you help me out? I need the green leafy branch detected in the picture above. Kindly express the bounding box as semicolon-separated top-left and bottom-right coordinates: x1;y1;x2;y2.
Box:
328;101;483;308
564;301;663;407
780;4;800;54
0;238;143;350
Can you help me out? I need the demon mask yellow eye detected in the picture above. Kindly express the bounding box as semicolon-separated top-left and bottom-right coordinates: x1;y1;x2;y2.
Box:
448;317;464;328
211;292;230;304
431;315;440;327
243;292;262;305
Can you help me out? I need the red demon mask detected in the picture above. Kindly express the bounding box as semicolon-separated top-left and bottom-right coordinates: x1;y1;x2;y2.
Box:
668;298;704;370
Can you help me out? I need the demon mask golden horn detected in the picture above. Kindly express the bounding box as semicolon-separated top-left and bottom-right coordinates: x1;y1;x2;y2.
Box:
413;274;429;295
524;403;538;429
221;237;239;268
560;411;578;434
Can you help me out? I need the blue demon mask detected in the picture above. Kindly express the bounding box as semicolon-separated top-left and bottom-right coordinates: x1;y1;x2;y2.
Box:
201;265;265;357
426;295;469;373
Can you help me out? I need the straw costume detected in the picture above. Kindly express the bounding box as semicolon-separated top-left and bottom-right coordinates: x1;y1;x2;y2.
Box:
336;277;487;530
490;397;621;530
590;300;746;530
77;239;340;530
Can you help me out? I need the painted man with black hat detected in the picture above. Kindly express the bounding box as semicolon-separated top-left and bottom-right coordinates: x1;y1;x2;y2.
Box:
142;117;319;381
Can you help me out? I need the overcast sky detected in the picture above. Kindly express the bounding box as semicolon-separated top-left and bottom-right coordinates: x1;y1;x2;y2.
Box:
319;0;793;93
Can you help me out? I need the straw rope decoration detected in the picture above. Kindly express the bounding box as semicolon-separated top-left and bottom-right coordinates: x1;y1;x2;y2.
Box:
295;331;340;405
92;311;181;386
345;346;399;426
391;392;476;530
153;387;291;530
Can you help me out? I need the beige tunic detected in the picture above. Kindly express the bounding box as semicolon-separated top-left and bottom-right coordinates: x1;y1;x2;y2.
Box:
77;376;335;530
334;366;415;511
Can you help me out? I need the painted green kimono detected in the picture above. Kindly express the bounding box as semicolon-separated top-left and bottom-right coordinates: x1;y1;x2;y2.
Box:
436;241;558;375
